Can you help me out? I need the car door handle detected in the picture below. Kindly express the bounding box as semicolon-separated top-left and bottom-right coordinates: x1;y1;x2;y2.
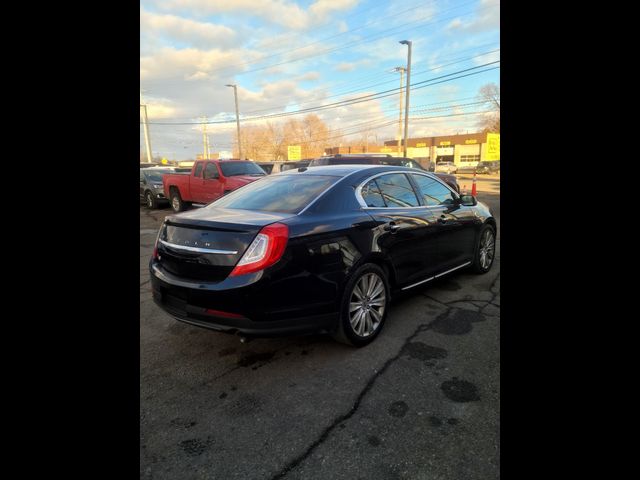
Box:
384;222;400;233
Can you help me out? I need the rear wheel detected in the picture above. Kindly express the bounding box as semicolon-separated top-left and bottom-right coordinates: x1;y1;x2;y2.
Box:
145;191;157;209
333;263;389;347
471;224;496;274
170;189;185;212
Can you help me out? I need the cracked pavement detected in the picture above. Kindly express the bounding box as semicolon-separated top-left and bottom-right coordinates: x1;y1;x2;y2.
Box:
140;179;500;480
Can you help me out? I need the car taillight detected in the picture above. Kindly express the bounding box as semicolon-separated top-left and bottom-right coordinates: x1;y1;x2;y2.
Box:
152;225;163;260
230;223;289;277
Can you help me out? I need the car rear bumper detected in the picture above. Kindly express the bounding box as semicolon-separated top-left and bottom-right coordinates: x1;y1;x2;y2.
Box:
149;261;338;336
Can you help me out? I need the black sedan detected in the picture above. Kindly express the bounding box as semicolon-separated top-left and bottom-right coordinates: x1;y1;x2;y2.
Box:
150;165;496;346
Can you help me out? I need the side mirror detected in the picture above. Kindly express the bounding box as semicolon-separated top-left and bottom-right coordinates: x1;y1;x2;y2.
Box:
460;195;477;206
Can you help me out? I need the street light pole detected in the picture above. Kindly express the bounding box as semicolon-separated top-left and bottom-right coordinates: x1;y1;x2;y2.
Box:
393;67;406;156
140;92;153;163
399;40;412;158
226;84;242;159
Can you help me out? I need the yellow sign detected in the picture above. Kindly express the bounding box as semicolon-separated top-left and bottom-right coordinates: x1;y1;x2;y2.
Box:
161;158;169;165
287;145;302;160
486;133;500;160
380;147;393;152
439;141;451;146
416;142;427;147
465;139;478;144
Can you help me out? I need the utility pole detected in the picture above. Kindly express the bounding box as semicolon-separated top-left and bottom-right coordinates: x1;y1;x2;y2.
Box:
140;91;153;163
393;67;406;156
226;84;242;159
399;40;412;158
201;116;210;160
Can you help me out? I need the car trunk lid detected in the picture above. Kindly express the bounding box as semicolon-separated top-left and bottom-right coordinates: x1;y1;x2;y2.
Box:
156;208;293;282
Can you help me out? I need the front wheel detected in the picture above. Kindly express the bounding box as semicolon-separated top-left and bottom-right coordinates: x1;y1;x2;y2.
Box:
170;189;185;212
471;224;496;274
333;263;389;347
145;191;157;209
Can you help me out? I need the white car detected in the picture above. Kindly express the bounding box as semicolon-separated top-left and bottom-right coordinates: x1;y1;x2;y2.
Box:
435;161;458;174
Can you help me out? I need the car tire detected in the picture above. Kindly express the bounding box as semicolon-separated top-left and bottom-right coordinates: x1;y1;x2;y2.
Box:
170;189;185;212
471;224;496;274
332;263;390;347
145;191;157;209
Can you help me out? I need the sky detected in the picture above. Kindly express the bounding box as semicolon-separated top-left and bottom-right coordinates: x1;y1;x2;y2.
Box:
140;0;500;160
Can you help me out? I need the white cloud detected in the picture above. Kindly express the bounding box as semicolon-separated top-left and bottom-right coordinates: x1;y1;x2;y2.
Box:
473;50;500;65
140;46;262;81
309;0;360;21
338;20;348;33
446;0;499;33
141;97;178;119
447;18;463;30
140;7;238;49
335;62;356;72
159;0;360;30
296;71;321;81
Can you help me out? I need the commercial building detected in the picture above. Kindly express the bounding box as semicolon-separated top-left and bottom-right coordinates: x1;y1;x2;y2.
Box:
382;132;499;168
324;132;499;169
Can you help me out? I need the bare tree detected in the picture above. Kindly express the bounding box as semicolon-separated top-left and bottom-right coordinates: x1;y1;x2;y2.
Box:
477;83;500;133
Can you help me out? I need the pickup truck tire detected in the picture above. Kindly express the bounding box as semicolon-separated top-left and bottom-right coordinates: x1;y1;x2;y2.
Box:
145;191;157;209
170;188;186;212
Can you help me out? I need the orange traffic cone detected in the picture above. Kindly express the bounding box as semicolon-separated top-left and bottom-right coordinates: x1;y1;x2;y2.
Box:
471;172;477;196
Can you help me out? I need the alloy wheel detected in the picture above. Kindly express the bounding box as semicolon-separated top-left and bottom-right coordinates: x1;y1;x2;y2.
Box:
479;229;495;270
349;273;386;337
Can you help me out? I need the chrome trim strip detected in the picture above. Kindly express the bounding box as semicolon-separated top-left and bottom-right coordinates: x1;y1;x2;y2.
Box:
159;239;238;255
400;261;471;291
434;261;471;278
401;276;435;291
355;170;459;209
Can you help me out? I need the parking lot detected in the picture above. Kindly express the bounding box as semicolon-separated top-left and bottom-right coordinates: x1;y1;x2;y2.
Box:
140;174;500;480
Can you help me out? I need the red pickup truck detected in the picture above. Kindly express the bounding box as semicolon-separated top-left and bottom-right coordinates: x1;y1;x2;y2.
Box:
163;160;267;212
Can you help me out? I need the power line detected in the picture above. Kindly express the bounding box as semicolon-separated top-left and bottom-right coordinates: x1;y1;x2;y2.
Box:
239;47;500;115
143;62;499;125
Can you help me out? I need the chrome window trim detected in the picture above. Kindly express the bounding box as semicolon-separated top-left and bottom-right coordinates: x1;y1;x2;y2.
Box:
355;170;459;209
159;239;238;255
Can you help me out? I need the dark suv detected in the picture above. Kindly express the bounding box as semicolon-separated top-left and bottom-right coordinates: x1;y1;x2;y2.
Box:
308;154;459;192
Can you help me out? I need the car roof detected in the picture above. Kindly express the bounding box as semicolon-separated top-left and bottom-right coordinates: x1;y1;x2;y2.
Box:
278;164;420;177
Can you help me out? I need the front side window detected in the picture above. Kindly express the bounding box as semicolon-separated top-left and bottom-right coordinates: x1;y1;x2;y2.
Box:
374;173;419;207
411;174;457;206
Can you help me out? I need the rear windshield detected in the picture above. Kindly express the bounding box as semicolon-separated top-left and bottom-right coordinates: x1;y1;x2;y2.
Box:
145;170;173;182
219;161;266;177
208;175;338;214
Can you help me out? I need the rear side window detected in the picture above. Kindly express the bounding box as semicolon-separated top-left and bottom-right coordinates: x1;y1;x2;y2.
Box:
411;174;457;206
203;163;219;179
361;180;386;207
209;175;338;214
375;173;419;207
194;162;204;178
